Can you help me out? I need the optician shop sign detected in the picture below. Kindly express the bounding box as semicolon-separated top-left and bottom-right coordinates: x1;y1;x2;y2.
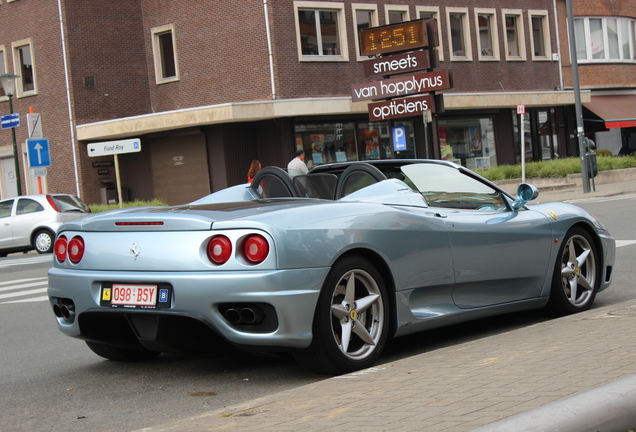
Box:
368;94;434;122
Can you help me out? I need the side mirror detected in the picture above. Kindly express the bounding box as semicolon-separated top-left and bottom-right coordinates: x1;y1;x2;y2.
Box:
511;183;539;211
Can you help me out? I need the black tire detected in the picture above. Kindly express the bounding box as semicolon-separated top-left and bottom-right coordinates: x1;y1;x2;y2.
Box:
33;229;55;254
293;256;390;375
545;227;600;316
85;341;160;362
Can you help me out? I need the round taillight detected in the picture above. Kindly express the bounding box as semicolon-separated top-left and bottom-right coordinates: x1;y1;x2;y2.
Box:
54;236;68;262
207;235;232;265
68;236;85;264
244;235;269;264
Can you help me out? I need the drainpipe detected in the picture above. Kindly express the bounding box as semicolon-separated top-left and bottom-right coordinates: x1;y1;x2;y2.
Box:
57;0;81;197
552;0;564;90
263;0;276;100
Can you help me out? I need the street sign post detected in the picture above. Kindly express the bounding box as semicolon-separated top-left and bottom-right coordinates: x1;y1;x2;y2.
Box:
87;138;142;208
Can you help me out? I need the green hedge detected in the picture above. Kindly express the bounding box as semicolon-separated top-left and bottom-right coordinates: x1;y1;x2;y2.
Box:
88;199;168;214
475;155;636;181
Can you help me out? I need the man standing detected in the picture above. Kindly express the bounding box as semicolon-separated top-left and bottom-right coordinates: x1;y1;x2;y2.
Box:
287;149;309;176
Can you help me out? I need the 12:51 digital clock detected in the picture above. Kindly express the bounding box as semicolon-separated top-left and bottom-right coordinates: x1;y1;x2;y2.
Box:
359;20;429;57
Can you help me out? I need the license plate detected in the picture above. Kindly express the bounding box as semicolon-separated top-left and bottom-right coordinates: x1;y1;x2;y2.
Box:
111;284;157;306
101;282;172;309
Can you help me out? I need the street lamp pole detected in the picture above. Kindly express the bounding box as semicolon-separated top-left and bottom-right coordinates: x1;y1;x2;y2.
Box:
0;73;22;196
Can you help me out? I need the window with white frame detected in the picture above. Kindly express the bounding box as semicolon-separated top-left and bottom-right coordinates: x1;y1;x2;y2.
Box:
502;9;526;61
11;38;37;97
151;24;179;84
446;7;472;61
528;10;551;60
352;3;378;60
416;6;444;61
574;17;636;62
294;1;349;61
385;5;409;24
475;8;499;60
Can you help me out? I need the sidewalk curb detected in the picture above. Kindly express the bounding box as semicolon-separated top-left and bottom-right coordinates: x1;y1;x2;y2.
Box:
472;374;636;432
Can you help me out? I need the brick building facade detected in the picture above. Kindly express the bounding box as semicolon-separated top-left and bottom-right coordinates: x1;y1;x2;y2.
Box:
1;0;632;204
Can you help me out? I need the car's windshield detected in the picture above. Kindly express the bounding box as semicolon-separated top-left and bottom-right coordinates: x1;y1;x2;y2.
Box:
400;163;508;210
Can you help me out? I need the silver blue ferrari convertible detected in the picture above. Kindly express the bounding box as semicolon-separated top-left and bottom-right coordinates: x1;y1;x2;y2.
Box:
48;160;615;375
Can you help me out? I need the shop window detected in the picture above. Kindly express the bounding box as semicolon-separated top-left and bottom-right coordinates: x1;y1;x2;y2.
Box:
528;11;551;60
438;118;497;171
502;10;526;61
385;5;409;24
352;3;378;60
295;123;357;169
151;24;179;84
446;8;472;61
574;16;636;63
475;9;499;61
416;6;444;61
11;38;37;97
294;1;349;62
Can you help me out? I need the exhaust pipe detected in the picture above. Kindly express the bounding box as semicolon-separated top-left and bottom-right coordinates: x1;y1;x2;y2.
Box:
53;303;63;318
224;308;241;325
240;307;263;325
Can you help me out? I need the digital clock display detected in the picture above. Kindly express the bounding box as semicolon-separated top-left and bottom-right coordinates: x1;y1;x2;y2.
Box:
359;20;428;57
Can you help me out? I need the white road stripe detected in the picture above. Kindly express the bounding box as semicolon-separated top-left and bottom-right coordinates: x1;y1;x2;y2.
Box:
566;193;636;204
0;288;47;300
0;277;47;287
1;296;49;304
0;255;53;268
0;281;48;293
616;240;636;248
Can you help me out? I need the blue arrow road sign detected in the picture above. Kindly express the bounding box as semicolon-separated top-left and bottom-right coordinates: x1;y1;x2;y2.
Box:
1;113;20;129
27;138;51;168
392;126;407;152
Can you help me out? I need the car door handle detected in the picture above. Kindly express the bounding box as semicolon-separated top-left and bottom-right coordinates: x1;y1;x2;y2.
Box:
434;213;447;218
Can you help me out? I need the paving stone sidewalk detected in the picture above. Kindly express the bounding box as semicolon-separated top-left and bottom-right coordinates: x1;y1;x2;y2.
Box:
138;299;636;432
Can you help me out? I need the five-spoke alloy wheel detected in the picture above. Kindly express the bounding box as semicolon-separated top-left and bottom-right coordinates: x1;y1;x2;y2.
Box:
547;227;599;315
294;256;389;375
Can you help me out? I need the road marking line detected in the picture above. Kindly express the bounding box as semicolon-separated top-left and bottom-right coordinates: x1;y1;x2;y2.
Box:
0;288;47;300
0;281;48;292
616;240;636;248
0;295;49;304
0;277;47;287
0;256;53;268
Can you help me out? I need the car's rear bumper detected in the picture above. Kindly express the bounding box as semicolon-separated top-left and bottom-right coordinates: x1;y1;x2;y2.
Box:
48;267;329;350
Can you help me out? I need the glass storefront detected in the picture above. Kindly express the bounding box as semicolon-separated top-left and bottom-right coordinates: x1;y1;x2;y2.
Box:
295;120;417;169
438;118;497;170
512;108;559;162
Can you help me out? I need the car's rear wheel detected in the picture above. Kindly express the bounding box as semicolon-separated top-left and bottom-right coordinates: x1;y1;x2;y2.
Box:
33;229;55;254
546;227;599;316
294;256;389;375
85;341;160;362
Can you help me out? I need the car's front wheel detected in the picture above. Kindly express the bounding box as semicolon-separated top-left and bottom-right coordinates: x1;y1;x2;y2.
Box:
85;341;160;362
294;256;389;375
546;227;599;316
33;229;55;254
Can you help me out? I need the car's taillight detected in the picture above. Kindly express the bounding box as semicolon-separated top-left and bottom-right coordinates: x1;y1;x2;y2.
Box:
68;236;85;264
207;235;232;265
54;236;68;262
244;235;269;264
46;195;62;212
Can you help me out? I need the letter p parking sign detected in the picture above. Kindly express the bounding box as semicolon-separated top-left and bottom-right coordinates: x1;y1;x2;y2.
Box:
392;126;407;152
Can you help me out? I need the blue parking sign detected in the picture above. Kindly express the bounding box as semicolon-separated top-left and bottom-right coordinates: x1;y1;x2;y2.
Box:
393;126;407;151
27;139;51;168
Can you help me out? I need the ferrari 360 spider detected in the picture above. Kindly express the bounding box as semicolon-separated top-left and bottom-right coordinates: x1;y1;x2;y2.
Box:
48;160;615;374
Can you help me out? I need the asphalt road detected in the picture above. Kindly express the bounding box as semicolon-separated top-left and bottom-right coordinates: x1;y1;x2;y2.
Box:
0;195;634;432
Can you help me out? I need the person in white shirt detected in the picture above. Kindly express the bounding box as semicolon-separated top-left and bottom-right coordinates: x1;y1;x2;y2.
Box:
287;149;309;176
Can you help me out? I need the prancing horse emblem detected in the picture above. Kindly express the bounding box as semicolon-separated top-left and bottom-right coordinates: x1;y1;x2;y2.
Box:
130;242;141;261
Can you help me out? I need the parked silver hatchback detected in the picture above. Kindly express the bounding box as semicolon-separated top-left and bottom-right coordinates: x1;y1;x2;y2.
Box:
0;194;91;256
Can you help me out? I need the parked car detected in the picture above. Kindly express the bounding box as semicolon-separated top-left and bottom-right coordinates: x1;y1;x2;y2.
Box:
48;160;615;375
0;194;91;257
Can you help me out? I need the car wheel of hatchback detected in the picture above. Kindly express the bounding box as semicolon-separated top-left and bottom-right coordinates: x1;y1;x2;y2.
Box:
33;229;55;254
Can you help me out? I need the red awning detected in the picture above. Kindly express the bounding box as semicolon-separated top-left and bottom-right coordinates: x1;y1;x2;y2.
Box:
583;95;636;129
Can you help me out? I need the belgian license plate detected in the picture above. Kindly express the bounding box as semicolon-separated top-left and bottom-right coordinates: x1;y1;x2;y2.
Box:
101;282;172;309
